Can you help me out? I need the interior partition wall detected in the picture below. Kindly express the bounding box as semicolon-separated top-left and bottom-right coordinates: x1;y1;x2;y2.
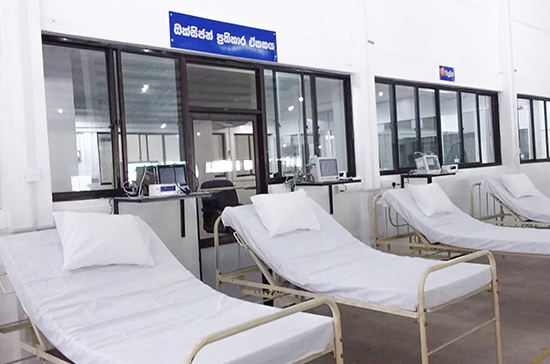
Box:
375;78;501;174
42;35;355;201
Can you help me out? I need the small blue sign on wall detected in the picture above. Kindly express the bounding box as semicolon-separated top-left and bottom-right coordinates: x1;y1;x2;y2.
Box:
169;12;277;62
439;65;455;82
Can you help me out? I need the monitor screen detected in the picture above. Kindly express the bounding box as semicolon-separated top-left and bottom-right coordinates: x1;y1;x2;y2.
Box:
426;156;439;170
319;158;339;177
157;165;188;186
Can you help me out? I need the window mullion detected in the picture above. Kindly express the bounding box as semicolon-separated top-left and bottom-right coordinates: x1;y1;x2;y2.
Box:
434;89;443;164
457;91;465;165
530;99;536;160
414;87;421;153
476;94;483;163
389;84;399;171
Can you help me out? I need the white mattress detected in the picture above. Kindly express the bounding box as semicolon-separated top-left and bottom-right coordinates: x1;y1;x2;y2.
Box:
382;188;550;255
482;178;550;223
222;200;491;312
0;229;334;364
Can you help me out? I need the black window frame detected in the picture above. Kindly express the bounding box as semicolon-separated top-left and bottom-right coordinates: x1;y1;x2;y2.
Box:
517;94;550;164
42;34;355;201
376;77;501;175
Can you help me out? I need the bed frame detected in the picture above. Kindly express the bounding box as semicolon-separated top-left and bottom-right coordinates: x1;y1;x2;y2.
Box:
214;217;503;364
470;182;550;229
0;274;343;364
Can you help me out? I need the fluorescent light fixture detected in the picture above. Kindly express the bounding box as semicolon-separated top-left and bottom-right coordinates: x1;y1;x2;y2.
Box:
141;84;149;93
196;132;201;136
57;109;63;114
288;105;294;111
299;97;304;102
282;144;287;148
160;123;166;129
239;125;244;129
143;49;151;53
379;91;384;97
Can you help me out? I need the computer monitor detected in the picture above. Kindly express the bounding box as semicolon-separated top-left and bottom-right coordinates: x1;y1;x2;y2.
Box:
157;164;188;186
414;154;441;175
314;157;339;182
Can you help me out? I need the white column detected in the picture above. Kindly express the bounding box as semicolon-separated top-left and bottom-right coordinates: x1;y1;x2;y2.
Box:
497;0;520;173
0;0;53;231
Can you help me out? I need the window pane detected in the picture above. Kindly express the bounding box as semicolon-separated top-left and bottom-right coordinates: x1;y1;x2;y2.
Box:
533;100;547;159
187;64;256;109
461;93;480;163
518;98;533;161
316;77;348;172
418;88;437;155
396;86;416;168
121;53;183;183
273;72;306;176
479;95;495;164
43;45;113;192
440;90;461;164
376;83;393;170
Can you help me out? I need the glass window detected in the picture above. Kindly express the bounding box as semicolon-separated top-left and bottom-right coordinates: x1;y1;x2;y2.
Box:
187;64;256;109
479;95;495;164
121;53;183;183
376;83;393;171
518;98;533;161
418;88;437;155
533;100;547;160
440;90;461;165
461;93;480;163
43;45;113;192
315;77;348;171
395;86;417;168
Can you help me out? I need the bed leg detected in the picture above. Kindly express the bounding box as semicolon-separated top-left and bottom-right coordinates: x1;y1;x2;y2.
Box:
418;310;429;364
488;256;503;364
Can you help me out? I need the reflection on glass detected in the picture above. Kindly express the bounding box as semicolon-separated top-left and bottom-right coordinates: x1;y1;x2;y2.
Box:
461;93;480;163
396;86;416;168
316;77;348;171
479;96;495;164
518;98;533;161
418;88;437;155
533;100;547;160
121;53;183;182
43;45;113;192
440;90;461;164
376;83;393;170
188;64;256;109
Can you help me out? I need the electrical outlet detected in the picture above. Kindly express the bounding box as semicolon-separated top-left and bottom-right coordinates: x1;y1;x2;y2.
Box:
24;168;42;182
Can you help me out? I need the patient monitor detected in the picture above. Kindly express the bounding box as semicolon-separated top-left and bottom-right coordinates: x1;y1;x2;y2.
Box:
312;157;339;182
414;152;441;175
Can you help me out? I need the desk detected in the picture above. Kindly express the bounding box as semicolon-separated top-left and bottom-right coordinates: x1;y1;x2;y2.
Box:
295;179;361;214
113;192;211;278
400;172;456;188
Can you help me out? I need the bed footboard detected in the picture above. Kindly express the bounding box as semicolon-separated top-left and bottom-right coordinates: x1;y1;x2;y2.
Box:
185;297;344;364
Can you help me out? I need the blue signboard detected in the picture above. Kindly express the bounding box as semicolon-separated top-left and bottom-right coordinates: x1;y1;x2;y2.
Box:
169;12;277;62
439;65;455;82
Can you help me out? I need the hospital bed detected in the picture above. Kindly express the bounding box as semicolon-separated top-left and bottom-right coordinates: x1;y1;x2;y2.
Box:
471;179;550;229
217;200;503;364
375;188;550;259
0;227;344;364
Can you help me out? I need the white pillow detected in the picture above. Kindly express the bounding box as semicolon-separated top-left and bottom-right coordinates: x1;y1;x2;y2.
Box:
500;173;542;199
407;184;455;217
53;212;154;270
250;189;320;237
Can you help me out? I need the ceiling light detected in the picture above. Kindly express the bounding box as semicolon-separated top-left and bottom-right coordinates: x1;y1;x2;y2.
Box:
57;109;63;114
61;37;69;42
379;91;384;97
141;84;149;93
299;97;304;102
239;125;244;129
160;123;166;129
196;132;201;136
143;49;151;53
318;145;322;149
288;105;294;111
282;144;287;148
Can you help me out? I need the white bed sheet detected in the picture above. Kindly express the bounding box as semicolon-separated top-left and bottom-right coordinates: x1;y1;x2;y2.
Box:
382;188;550;255
222;201;491;312
483;178;550;223
0;229;334;364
